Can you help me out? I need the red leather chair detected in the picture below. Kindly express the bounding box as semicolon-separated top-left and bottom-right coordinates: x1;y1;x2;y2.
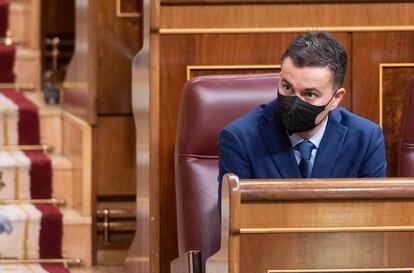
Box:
174;73;280;273
0;0;9;38
399;75;414;176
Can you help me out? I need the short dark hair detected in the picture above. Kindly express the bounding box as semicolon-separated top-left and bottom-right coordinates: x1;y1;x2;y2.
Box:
281;31;348;90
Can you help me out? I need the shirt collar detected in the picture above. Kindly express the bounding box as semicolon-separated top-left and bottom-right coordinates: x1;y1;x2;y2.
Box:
288;116;329;149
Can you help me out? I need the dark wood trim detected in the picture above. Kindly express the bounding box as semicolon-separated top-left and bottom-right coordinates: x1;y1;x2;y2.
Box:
161;0;414;6
240;178;414;201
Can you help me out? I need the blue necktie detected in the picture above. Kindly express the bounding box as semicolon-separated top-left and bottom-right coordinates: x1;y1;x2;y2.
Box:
297;140;315;178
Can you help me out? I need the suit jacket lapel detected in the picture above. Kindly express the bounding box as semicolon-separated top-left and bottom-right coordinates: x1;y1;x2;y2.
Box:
259;101;301;178
312;109;348;178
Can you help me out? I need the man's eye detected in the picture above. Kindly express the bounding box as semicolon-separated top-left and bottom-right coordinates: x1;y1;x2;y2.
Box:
305;92;316;98
282;84;291;91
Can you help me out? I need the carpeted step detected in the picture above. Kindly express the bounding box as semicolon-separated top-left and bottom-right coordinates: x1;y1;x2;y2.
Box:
0;264;70;273
0;150;52;199
0;89;40;145
0;204;63;259
0;0;9;38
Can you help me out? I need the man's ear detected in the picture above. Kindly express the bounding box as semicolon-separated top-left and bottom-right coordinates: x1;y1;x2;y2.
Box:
330;88;346;110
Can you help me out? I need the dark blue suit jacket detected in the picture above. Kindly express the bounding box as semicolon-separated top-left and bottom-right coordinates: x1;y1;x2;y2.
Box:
218;99;387;190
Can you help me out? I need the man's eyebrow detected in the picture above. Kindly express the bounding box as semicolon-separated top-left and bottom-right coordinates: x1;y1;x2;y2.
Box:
281;79;322;94
281;79;292;86
303;87;322;94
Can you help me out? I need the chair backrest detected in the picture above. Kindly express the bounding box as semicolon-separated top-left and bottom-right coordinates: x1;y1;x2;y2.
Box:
0;0;9;38
399;75;414;176
175;73;280;270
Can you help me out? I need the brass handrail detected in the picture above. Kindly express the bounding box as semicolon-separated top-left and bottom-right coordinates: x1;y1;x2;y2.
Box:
96;208;136;244
0;83;36;92
0;198;65;206
96;208;136;218
44;37;60;71
0;258;82;267
0;144;53;153
97;222;136;231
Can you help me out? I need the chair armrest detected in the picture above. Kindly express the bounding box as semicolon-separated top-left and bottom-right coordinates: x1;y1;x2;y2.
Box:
171;250;202;273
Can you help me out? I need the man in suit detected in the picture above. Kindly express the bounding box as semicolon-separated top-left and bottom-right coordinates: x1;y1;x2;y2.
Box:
218;31;387;190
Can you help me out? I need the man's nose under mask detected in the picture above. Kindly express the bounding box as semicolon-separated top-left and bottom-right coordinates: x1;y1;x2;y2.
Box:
277;92;336;133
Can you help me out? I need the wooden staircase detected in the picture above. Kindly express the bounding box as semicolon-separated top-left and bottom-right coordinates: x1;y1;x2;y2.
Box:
30;93;93;266
0;0;93;270
0;93;93;269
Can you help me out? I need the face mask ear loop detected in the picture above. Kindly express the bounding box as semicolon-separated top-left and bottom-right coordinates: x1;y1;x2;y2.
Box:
325;88;339;107
314;88;340;127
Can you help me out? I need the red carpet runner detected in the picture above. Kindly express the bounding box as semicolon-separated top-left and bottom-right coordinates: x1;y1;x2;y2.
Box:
1;3;70;271
0;89;40;145
0;90;51;199
0;89;69;272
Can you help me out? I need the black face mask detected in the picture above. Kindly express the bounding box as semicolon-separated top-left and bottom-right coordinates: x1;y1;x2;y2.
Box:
277;91;336;133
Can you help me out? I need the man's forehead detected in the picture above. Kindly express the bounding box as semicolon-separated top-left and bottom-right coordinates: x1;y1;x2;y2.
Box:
280;58;333;89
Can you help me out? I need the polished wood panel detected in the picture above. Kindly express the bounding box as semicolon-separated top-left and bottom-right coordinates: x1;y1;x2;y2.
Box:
64;0;141;122
381;66;414;176
352;33;414;177
267;268;413;273
63;220;93;266
240;232;414;273
162;0;413;4
149;29;161;273
119;0;141;13
62;111;92;216
9;0;41;49
93;116;136;196
92;0;141;114
160;3;414;29
41;0;75;35
241;201;414;228
241;179;414;201
63;0;92;122
352;32;414;123
240;179;414;229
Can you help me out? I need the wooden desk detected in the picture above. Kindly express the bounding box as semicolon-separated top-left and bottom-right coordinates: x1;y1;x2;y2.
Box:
207;175;414;273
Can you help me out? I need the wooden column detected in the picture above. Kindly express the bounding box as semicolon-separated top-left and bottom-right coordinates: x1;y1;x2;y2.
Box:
63;0;141;264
